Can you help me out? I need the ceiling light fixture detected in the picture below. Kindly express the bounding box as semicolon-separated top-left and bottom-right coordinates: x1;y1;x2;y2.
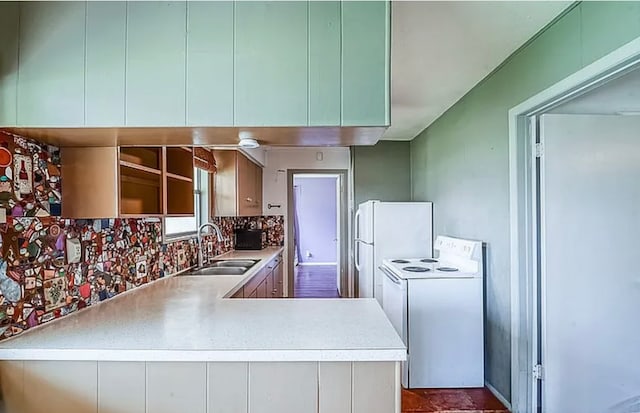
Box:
238;137;260;149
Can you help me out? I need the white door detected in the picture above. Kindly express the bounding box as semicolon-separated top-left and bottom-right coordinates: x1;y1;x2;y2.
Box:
539;114;640;413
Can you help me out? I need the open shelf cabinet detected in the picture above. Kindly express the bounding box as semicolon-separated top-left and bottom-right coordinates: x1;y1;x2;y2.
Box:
61;146;196;218
164;147;195;216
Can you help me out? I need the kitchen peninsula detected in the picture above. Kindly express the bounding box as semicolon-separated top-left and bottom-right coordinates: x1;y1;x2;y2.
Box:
0;247;405;413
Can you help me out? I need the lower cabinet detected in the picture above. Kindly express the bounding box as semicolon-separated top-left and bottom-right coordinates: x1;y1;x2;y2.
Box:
274;261;284;298
0;360;400;413
234;254;283;299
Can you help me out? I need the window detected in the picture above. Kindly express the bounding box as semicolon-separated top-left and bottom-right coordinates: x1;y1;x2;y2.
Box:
164;168;210;239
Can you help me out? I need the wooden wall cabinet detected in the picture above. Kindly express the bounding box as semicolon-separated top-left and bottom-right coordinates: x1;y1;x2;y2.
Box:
213;150;263;217
62;146;194;218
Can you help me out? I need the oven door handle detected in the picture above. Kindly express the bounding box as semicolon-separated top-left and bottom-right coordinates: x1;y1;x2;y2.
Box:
379;266;402;285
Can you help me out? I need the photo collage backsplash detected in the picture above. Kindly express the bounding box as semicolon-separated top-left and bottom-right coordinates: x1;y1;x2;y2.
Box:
0;131;284;341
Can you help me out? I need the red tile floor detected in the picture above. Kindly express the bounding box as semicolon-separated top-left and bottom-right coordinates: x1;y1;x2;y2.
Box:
402;388;509;413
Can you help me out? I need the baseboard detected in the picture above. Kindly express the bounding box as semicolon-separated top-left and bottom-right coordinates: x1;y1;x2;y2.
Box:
486;382;512;412
297;262;337;266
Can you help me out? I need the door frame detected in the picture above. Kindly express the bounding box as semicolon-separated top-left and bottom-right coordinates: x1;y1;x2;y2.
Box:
287;169;349;297
508;37;640;413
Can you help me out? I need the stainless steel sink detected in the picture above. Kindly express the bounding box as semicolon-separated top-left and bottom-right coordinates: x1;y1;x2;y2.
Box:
187;267;249;276
208;260;258;268
184;259;259;276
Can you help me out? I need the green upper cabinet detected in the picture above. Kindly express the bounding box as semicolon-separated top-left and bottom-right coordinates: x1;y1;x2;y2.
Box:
126;2;187;126
0;2;19;126
86;2;127;126
186;2;234;126
234;1;309;126
341;1;390;126
309;1;342;126
17;2;86;126
0;1;389;129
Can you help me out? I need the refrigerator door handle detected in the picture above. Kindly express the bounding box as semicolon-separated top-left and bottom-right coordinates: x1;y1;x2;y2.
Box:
355;240;361;271
354;209;362;241
354;238;373;246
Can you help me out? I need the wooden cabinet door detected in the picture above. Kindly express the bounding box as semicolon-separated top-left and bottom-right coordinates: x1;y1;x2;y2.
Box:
212;150;238;217
265;269;274;299
237;153;255;216
234;1;308;126
247;288;257;299
254;163;263;215
17;2;86;126
341;1;390;127
274;261;284;298
257;278;268;299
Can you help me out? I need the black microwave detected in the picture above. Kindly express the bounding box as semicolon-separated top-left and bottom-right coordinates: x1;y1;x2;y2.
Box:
234;228;264;250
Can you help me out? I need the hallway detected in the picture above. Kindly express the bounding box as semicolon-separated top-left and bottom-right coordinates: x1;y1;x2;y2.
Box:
293;265;340;298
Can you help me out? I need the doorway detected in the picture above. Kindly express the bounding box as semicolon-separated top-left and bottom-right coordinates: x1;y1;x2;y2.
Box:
287;170;348;298
509;39;640;413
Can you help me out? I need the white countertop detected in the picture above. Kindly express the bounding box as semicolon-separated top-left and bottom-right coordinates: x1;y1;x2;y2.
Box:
0;247;406;362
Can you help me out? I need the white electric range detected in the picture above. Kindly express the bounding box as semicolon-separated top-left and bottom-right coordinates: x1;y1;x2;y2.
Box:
380;235;484;389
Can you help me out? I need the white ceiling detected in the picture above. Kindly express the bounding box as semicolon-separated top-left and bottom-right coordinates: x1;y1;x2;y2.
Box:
549;67;640;115
385;1;571;141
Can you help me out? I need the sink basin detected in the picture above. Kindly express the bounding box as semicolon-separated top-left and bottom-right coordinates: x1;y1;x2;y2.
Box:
187;267;249;276
209;260;258;268
184;259;259;276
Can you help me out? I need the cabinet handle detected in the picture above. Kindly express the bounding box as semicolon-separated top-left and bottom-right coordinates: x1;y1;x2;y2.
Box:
246;197;253;203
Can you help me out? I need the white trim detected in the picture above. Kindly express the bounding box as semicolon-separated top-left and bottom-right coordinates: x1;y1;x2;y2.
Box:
509;36;640;413
293;173;340;179
297;262;337;267
487;381;512;412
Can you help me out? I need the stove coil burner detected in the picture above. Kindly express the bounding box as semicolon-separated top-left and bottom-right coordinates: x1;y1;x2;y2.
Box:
392;259;410;264
403;266;431;273
436;267;459;272
420;258;438;263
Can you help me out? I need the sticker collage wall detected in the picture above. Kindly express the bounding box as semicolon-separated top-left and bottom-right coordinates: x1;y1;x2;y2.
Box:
0;132;284;342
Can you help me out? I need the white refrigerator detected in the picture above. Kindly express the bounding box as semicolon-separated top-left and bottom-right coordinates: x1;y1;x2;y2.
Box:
354;201;433;305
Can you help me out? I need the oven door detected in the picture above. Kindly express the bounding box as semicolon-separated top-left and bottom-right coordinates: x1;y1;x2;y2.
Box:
380;265;409;388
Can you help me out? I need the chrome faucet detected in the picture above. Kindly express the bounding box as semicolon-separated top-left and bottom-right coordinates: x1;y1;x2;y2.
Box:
197;222;224;268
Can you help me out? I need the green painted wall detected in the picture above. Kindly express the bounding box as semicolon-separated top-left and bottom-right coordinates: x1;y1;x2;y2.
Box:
410;1;640;402
353;141;411;206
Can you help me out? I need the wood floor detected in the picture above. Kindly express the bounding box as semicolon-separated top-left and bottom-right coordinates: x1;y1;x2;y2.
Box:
402;388;509;413
293;265;340;298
